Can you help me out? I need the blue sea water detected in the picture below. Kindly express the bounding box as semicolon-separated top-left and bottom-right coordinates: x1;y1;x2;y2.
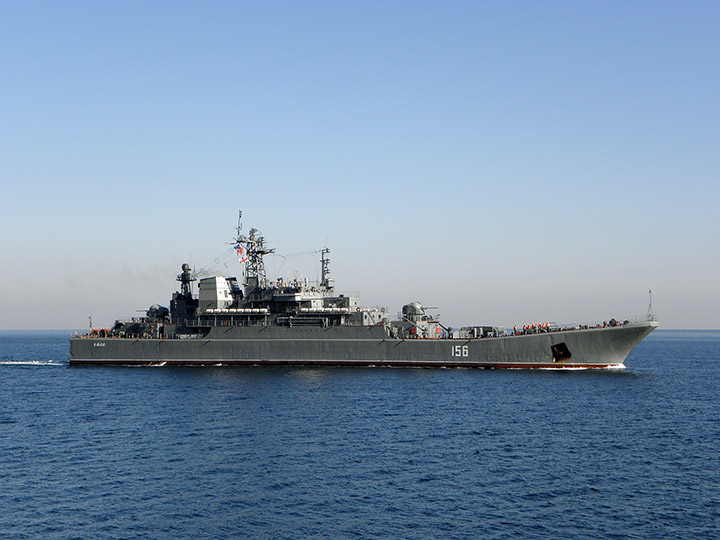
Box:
0;330;718;539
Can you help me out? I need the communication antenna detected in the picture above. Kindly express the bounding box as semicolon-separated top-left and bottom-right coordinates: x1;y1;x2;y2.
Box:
646;288;656;321
89;312;93;331
320;247;330;286
236;210;243;240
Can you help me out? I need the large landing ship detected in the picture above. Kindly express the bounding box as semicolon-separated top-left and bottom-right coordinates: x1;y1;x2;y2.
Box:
70;214;657;368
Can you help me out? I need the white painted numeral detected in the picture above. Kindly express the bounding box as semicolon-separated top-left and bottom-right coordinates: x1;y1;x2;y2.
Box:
451;345;469;357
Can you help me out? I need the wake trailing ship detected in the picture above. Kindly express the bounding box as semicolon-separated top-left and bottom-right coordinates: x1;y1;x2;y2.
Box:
70;213;658;368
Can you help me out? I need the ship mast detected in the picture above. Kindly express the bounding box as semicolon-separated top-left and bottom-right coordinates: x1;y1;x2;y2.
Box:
233;211;275;289
646;288;656;321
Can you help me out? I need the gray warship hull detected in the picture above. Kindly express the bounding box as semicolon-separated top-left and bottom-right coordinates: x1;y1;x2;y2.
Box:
71;213;658;368
70;320;657;368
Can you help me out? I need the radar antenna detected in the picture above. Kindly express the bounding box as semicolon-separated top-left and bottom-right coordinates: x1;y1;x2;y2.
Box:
176;263;196;296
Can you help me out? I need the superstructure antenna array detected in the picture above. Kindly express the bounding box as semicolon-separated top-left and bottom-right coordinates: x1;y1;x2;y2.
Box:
233;210;275;289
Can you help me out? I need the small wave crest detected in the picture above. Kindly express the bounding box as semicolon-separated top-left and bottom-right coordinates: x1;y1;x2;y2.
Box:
0;360;65;366
531;364;627;371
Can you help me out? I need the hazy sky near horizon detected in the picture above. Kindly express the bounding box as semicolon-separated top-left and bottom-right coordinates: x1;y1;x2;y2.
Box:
1;1;718;330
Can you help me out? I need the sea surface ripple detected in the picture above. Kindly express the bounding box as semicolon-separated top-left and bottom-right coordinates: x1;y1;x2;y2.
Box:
0;330;718;539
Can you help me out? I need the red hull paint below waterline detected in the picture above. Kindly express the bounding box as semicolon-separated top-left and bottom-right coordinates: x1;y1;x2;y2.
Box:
69;360;621;369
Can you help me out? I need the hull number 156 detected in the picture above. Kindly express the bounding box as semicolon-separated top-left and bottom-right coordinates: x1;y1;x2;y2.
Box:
451;345;469;357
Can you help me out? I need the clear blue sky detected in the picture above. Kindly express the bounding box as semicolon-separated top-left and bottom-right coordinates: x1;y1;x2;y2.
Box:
1;1;718;329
